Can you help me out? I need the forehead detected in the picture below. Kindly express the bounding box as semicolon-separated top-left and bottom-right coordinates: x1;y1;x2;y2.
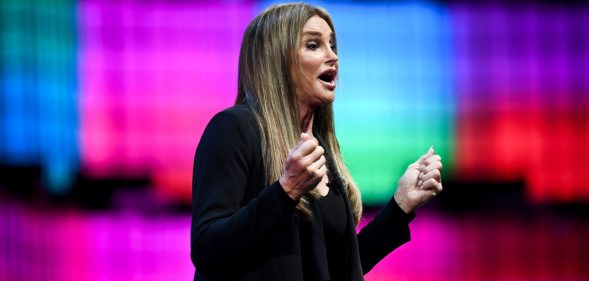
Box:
302;16;333;37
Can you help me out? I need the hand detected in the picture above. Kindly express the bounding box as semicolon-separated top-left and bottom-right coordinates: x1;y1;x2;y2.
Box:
279;133;327;201
394;146;443;213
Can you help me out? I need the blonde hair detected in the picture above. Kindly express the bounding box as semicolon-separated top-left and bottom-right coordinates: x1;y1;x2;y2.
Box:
235;3;362;226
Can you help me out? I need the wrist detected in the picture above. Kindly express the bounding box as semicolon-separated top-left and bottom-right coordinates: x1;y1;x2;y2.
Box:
279;176;301;201
394;192;413;214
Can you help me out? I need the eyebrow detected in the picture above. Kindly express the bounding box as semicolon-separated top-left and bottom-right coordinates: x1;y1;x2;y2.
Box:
302;31;333;39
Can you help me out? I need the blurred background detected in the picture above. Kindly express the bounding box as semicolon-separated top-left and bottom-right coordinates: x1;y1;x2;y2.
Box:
1;0;588;280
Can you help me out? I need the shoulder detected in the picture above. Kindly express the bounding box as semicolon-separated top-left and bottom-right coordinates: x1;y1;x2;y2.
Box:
217;103;255;119
200;104;259;149
208;104;256;130
195;104;261;178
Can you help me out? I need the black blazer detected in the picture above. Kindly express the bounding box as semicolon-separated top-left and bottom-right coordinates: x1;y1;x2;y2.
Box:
191;104;415;281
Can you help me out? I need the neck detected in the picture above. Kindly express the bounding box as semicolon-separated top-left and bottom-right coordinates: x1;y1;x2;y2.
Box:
298;103;315;136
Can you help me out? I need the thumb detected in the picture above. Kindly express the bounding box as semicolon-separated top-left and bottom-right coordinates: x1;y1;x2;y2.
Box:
295;132;310;148
300;132;311;142
426;145;434;156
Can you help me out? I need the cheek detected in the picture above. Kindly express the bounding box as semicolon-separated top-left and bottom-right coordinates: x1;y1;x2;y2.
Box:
299;54;321;79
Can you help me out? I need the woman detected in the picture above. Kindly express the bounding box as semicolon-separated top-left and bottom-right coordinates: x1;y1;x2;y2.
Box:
191;3;443;281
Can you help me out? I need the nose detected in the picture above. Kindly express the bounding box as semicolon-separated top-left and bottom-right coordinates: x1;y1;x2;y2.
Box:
326;47;338;65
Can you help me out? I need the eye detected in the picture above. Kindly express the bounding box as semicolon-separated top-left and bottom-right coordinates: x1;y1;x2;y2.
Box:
329;41;337;51
306;41;319;50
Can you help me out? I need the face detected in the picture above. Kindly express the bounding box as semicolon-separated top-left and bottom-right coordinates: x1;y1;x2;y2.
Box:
292;15;338;109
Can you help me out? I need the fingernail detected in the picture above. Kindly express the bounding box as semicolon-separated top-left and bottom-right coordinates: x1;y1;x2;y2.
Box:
418;180;423;186
428;146;434;153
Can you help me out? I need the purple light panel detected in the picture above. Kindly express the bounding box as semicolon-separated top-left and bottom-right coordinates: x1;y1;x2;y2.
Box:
79;1;253;201
452;4;589;202
0;202;193;280
2;203;588;281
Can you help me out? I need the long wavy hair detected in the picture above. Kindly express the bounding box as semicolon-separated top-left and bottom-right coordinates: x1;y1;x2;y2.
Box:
235;3;362;226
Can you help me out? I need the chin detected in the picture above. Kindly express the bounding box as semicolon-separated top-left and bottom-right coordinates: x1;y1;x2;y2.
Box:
325;95;335;104
317;94;335;106
316;90;335;104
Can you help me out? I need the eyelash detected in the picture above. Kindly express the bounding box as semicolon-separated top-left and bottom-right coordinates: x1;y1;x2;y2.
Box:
306;41;319;50
306;41;337;51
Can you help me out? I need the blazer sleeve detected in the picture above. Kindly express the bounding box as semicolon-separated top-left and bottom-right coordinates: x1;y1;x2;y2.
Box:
357;196;416;273
190;110;299;277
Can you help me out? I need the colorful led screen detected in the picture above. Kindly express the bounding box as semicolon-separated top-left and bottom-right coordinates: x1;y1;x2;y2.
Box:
1;1;588;205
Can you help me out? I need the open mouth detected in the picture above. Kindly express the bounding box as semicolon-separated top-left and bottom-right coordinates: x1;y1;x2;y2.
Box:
317;69;337;90
318;69;337;84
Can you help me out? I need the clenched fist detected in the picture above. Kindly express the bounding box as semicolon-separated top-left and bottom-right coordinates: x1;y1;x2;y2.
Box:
394;146;443;213
279;133;327;201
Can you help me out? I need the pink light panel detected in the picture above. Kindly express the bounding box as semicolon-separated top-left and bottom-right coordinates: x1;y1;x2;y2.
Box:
2;203;588;281
79;1;254;201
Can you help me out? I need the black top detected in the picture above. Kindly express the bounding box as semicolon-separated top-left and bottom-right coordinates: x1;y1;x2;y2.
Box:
316;186;348;281
191;104;416;281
